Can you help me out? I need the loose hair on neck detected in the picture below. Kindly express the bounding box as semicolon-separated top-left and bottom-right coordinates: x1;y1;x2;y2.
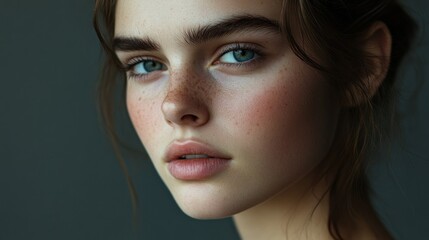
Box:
278;1;417;238
93;0;417;239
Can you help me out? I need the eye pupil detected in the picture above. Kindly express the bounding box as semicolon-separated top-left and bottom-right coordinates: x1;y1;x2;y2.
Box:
144;60;162;72
233;49;255;62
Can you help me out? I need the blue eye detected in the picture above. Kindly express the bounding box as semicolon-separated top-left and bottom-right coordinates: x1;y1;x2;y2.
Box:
130;60;165;75
219;49;257;63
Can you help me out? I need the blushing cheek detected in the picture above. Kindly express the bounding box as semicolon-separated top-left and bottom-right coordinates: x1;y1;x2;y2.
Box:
235;78;293;141
230;67;334;173
231;66;291;136
126;90;160;145
245;90;283;136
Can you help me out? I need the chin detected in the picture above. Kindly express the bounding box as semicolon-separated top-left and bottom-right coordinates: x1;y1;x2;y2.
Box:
176;199;237;220
168;183;248;220
181;207;232;220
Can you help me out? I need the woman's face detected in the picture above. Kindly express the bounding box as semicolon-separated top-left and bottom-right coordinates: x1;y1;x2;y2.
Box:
115;0;340;218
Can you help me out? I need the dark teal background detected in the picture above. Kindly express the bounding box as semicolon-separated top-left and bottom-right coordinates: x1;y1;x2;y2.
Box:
0;1;427;239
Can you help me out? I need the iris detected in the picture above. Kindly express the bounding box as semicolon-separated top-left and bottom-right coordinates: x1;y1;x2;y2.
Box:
219;49;257;63
133;60;164;74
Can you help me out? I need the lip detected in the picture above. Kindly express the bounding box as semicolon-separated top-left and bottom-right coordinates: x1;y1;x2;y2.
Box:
165;139;231;180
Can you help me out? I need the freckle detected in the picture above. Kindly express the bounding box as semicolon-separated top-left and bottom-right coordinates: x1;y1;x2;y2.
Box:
138;97;141;101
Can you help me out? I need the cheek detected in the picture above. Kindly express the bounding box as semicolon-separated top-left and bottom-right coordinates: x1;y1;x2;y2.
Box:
246;88;289;135
222;67;338;180
224;76;309;143
243;86;304;169
126;88;161;146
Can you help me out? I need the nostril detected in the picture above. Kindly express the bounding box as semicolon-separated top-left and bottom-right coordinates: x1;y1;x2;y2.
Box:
180;114;199;123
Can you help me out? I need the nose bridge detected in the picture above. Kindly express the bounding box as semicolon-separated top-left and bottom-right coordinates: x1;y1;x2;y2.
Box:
161;66;212;127
166;67;210;104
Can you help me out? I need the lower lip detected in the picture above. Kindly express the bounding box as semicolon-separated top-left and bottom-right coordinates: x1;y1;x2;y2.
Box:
167;158;230;180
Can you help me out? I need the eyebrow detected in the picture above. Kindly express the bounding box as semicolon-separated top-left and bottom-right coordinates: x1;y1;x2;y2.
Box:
113;37;160;52
113;14;281;52
183;14;281;45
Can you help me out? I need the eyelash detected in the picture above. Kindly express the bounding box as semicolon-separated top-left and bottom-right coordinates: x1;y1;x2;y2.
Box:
123;43;264;81
123;57;157;79
215;43;263;67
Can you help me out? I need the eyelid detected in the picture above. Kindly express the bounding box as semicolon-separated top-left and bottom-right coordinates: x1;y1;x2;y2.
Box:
120;42;265;75
123;56;160;70
213;42;264;64
121;56;167;82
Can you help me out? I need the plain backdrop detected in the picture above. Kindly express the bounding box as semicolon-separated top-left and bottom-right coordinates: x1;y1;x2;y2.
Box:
0;1;428;239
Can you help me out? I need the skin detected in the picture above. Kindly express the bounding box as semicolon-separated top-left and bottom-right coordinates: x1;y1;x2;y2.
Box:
114;0;391;239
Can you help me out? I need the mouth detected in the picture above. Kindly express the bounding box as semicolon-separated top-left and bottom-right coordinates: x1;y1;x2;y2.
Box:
165;139;231;162
164;139;231;180
178;154;211;160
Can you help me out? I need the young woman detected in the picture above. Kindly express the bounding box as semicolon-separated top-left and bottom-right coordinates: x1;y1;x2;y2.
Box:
93;0;417;239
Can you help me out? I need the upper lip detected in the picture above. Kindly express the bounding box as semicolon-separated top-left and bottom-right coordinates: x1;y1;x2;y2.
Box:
165;139;231;162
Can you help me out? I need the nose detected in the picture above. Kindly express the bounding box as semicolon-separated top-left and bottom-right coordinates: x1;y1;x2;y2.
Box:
161;71;211;128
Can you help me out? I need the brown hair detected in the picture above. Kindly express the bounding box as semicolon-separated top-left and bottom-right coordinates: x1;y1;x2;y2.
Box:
279;1;417;239
93;0;417;239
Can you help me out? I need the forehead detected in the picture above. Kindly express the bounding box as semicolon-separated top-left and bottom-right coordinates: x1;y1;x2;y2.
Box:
114;0;282;37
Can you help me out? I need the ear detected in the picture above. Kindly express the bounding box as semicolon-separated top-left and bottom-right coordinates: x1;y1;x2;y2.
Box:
343;21;392;107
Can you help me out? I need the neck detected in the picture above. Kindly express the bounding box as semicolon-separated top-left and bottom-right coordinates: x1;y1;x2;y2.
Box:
232;175;389;240
233;176;332;240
